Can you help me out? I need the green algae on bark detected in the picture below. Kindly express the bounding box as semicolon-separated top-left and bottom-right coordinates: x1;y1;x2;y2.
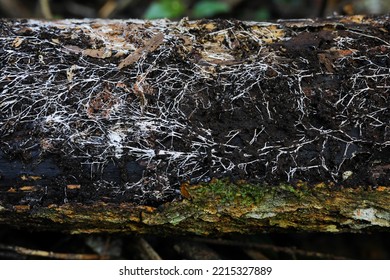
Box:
1;180;390;234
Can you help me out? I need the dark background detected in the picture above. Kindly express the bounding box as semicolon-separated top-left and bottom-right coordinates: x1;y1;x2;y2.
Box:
1;0;390;20
1;0;390;259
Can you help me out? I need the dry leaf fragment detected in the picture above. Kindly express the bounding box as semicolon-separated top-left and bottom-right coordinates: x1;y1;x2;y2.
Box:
12;37;24;48
118;32;164;69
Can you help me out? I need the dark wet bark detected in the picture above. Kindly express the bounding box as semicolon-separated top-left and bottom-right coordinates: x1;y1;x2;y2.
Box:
0;16;389;234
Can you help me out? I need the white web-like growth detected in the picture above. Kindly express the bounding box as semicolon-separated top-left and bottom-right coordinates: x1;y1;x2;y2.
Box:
0;17;389;203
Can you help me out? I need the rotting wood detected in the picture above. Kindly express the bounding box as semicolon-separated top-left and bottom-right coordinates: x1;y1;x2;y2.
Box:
0;16;389;234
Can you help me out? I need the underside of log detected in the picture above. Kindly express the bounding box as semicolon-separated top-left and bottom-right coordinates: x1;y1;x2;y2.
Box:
0;15;389;234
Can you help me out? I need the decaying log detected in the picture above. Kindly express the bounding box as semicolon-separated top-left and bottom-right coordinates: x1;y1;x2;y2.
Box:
0;15;389;234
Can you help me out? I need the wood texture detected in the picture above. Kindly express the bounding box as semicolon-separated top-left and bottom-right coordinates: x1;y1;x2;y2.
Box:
0;16;389;234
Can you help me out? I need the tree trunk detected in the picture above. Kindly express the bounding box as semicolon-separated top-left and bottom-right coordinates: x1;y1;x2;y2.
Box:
0;15;389;234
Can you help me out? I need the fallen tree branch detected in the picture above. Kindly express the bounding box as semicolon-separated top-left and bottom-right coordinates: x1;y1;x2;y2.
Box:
0;15;389;234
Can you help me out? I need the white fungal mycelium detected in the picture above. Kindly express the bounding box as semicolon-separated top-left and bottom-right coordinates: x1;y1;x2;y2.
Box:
0;17;388;203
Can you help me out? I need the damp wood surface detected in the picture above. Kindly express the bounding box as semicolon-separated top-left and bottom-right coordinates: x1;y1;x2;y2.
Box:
0;15;389;234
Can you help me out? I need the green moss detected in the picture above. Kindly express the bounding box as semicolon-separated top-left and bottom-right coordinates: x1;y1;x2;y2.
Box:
279;183;305;198
189;179;274;207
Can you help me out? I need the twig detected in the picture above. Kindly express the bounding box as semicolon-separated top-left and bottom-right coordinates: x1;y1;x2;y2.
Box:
39;0;53;19
0;243;100;260
191;238;348;260
135;238;162;260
